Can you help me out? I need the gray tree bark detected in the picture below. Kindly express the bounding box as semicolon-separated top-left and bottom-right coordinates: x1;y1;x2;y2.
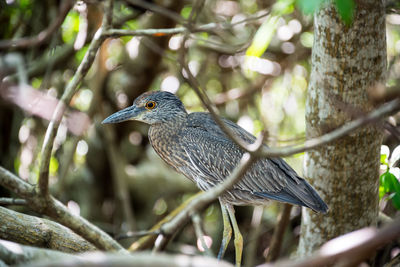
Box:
298;0;386;256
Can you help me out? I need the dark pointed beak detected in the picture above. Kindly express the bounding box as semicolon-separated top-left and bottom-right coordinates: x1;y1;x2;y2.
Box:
102;105;142;124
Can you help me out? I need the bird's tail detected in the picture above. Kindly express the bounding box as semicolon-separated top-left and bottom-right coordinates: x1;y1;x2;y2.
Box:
254;179;328;213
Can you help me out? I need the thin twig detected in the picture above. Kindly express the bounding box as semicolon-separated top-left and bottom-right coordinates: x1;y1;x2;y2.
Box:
103;13;271;38
159;147;260;237
0;0;74;50
124;0;185;23
0;198;27;206
37;0;112;197
192;213;213;257
128;192;203;251
265;203;293;262
179;36;256;153
256;98;400;158
102;108;136;232
244;206;265;267
117;230;160;240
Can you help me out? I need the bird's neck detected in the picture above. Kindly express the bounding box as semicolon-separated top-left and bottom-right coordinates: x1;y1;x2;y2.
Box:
148;116;187;169
148;115;187;145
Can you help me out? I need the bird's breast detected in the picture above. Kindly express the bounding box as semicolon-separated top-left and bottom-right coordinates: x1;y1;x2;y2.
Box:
148;125;188;173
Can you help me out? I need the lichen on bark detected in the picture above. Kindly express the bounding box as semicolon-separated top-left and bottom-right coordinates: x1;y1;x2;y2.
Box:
298;0;386;256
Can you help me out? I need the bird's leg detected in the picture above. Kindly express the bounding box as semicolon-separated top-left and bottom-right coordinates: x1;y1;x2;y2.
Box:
226;204;243;267
217;201;232;260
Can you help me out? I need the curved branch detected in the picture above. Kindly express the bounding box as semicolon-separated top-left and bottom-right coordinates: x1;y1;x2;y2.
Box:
257;98;400;158
0;0;74;50
37;0;112;197
259;215;400;267
1;242;234;267
0;240;81;265
159;151;258;238
0;166;125;252
0;207;96;252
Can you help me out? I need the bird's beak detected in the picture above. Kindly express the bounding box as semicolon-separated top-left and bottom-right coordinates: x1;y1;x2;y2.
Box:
102;105;142;124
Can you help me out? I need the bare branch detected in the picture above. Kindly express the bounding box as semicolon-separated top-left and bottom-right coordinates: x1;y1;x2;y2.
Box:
257;98;400;158
0;198;26;206
0;240;81;265
37;0;111;197
192;213;213;257
102;109;136;232
265;203;293;262
13;250;235;267
128;192;203;251
150;152;259;252
160;151;258;237
0;0;74;50
0;166;125;252
0;207;96;252
103;13;270;38
258;215;400;267
124;0;184;23
178;30;262;153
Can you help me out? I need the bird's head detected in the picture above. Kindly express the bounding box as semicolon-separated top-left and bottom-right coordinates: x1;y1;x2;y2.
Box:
102;91;187;125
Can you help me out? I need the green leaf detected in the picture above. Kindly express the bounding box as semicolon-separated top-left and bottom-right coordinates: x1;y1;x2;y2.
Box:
246;15;280;57
181;6;192;19
75;45;89;63
389;192;400;210
61;11;80;44
379;185;385;199
334;0;355;26
296;0;325;14
246;0;296;58
387;172;400;193
381;172;390;193
380;154;387;165
49;156;59;176
272;0;296;15
380;171;400;210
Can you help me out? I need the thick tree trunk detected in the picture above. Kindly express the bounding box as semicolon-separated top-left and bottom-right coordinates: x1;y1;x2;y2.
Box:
298;1;386;255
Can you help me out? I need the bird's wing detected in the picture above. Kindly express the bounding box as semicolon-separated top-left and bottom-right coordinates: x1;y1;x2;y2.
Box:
183;113;328;213
179;124;289;194
179;128;240;191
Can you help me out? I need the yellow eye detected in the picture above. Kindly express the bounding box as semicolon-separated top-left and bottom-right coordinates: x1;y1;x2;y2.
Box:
145;100;157;110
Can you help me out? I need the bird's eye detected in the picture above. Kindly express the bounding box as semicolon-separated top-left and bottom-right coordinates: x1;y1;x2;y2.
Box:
145;100;157;110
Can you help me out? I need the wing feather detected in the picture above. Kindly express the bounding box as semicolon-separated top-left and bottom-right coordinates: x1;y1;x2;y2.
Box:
181;112;328;213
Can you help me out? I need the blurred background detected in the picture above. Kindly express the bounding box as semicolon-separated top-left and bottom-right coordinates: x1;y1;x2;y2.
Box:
1;0;399;265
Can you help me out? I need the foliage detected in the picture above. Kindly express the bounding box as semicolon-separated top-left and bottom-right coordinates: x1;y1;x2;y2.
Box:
380;145;400;210
296;0;355;25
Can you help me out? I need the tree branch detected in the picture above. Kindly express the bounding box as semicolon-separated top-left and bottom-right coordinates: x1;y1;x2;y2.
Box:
192;213;213;257
124;0;184;23
256;98;400;158
37;0;112;198
258;215;400;267
265;203;293;262
3;247;234;267
0;166;125;252
0;0;74;50
0;207;96;252
0;198;26;206
159;151;258;239
0;240;81;266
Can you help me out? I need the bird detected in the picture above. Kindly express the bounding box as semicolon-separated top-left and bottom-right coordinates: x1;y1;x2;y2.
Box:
102;90;328;266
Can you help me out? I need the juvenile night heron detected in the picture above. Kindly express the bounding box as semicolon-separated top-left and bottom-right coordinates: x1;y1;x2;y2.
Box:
103;91;328;265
